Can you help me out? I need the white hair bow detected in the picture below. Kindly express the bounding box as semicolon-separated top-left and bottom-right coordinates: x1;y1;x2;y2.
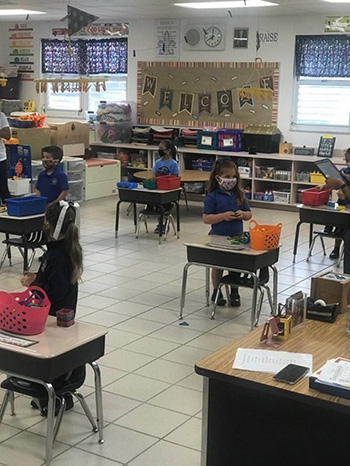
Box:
52;200;80;240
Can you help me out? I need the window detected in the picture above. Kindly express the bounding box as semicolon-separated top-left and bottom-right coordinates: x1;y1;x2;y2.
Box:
292;35;350;132
41;38;127;118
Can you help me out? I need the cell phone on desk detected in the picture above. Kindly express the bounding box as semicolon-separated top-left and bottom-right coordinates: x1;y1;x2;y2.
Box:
273;364;310;385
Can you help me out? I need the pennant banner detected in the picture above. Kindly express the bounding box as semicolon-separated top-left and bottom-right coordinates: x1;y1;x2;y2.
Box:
217;90;233;114
142;74;158;97
198;93;212;115
179;92;194;114
159;88;174;110
67;6;99;37
259;76;274;91
238;86;254;110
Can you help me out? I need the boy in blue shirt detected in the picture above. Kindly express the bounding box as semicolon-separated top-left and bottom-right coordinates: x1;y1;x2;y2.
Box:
35;145;68;203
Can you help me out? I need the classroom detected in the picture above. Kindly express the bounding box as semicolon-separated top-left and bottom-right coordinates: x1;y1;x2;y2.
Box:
0;1;350;465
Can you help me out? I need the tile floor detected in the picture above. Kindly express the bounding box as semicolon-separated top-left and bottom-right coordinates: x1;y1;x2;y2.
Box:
0;197;342;465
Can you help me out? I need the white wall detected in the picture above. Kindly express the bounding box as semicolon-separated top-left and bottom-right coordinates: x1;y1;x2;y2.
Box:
1;14;349;150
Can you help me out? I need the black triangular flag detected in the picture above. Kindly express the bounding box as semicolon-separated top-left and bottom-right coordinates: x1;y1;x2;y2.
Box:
67;5;99;37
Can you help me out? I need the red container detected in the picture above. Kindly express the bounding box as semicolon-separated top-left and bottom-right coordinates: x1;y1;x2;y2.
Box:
301;187;330;206
156;175;181;190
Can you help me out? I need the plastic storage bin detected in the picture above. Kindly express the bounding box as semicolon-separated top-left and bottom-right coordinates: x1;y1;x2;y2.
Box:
273;190;290;204
67;180;83;202
67;171;83;182
156;176;181;190
6;196;47;217
197;130;218;150
95;121;132;144
249;220;282;250
217;129;243;152
192;159;213;171
301;187;330;206
310;172;326;184
296;172;310;182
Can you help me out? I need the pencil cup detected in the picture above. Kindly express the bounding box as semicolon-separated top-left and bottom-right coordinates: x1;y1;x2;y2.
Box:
56;309;75;327
346;305;350;334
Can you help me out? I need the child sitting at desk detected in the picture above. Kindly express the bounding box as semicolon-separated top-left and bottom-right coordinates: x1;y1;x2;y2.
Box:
203;158;252;307
148;139;179;234
324;147;350;260
20;201;83;414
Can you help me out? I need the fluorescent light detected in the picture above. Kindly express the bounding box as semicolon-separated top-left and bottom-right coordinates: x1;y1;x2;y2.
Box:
0;9;46;16
174;1;278;8
324;0;350;3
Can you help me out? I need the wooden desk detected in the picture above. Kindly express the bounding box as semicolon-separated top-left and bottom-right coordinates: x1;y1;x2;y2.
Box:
0;317;107;465
133;169;210;183
195;315;350;466
293;204;350;262
0;212;44;271
180;235;279;329
116;186;181;242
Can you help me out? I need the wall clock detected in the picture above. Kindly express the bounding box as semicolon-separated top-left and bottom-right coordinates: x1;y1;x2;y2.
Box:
184;24;226;51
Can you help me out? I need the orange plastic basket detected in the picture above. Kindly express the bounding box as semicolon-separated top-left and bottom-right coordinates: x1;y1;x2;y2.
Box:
249;220;282;250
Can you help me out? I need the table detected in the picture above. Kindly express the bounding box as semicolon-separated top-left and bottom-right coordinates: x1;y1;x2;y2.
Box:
116;186;181;242
133;169;210;183
179;235;279;329
293;204;350;263
0;212;45;271
0;317;107;465
195;314;350;466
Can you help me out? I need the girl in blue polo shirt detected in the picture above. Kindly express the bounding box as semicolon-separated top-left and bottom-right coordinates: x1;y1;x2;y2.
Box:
203;158;252;307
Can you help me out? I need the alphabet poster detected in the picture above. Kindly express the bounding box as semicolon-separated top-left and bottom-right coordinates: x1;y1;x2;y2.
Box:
137;61;279;128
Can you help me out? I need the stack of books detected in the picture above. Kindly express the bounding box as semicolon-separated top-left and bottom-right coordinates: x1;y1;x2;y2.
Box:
309;357;350;399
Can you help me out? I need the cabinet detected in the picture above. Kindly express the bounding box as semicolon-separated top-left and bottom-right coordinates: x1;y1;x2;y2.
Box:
84;159;121;201
90;142;345;210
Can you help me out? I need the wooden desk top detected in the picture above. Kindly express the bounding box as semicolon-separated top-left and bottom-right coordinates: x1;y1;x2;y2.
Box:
118;186;181;194
196;314;350;408
133;169;210;183
298;204;350;215
185;234;277;256
0;317;108;359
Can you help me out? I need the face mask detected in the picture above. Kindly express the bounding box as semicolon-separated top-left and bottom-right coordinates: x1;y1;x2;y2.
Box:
158;149;166;157
43;160;55;170
218;176;237;191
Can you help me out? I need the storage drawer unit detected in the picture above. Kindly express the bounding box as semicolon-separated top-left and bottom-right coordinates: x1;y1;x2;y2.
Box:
84;159;121;201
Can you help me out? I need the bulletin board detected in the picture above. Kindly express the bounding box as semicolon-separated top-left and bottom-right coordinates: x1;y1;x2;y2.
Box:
137;61;279;128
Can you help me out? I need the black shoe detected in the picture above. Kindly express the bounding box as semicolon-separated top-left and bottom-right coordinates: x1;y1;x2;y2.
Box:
32;393;74;417
229;289;241;307
330;248;340;260
211;289;226;306
154;224;170;234
324;225;333;234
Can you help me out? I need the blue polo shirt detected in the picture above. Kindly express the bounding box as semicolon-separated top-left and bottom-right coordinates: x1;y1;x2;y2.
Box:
36;167;69;203
203;189;251;236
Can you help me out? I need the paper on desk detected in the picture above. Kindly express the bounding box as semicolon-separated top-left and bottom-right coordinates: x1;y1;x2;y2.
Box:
232;348;313;374
317;358;350;387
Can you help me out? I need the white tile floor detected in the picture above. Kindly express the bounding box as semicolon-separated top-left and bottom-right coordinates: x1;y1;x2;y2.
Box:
0;196;342;465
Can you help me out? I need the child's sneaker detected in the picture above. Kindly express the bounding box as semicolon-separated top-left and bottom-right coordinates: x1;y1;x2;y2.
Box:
329;248;340;260
154;224;170;234
229;288;241;307
211;289;226;306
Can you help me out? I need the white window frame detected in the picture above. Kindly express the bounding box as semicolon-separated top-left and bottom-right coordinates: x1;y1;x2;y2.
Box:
291;76;350;134
42;74;127;119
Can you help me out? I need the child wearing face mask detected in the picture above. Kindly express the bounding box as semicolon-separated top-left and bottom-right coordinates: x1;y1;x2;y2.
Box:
203;158;252;307
326;147;350;260
35;145;68;203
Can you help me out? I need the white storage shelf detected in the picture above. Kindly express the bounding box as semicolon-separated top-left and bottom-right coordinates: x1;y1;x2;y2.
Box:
90;142;345;209
84;161;121;201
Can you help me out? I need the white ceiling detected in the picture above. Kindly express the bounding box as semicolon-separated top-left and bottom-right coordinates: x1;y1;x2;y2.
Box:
0;0;349;21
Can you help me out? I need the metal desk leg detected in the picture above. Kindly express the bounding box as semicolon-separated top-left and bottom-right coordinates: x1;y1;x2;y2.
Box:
201;377;209;466
115;200;122;238
180;262;191;319
205;267;210;307
44;382;56;466
90;361;104;444
159;210;164;245
251;273;258;330
309;223;313;247
23;239;29;273
293;221;302;263
270;264;278;313
133;203;137;233
175;201;180;235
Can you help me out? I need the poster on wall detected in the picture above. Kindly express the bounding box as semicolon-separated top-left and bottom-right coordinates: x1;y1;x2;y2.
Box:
137;61;279;128
325;16;350;32
155;19;180;59
9;23;34;81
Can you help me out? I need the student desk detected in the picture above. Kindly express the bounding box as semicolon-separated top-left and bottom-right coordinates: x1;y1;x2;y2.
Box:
0;317;107;465
133;169;210;183
293;204;350;262
0;212;44;271
195;314;350;466
179;235;279;330
116;186;181;240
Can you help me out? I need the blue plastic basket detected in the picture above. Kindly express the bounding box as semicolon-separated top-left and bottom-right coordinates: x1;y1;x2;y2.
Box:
5;196;48;217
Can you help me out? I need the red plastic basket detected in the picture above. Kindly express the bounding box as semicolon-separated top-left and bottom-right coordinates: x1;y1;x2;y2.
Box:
301;187;330;206
156;175;181;190
0;286;51;335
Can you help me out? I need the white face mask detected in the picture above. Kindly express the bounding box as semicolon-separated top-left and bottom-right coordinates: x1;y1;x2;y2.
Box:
218;176;237;191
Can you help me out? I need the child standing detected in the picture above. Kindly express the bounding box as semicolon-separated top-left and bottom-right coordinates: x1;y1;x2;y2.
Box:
151;139;179;234
203;158;252;307
35;145;68;203
0;111;11;206
326;148;350;260
20;200;83;414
